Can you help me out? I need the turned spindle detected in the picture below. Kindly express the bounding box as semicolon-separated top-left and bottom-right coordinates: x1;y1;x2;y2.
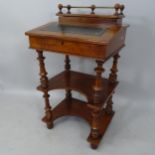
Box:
91;60;105;140
109;53;120;83
65;55;71;71
65;55;72;100
93;60;104;92
36;50;53;129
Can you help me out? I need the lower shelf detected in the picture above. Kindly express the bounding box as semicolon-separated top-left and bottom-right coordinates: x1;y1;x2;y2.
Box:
50;97;114;148
52;97;92;125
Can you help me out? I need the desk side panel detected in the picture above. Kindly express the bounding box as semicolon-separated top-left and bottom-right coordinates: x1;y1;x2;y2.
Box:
106;27;127;57
28;36;107;60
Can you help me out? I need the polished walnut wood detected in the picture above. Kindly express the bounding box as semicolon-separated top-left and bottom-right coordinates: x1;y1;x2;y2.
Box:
25;3;128;149
36;50;53;129
57;3;125;16
26;22;127;59
57;3;125;25
90;60;105;143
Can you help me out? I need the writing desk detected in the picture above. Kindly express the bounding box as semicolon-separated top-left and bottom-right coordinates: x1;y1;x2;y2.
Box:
25;4;128;149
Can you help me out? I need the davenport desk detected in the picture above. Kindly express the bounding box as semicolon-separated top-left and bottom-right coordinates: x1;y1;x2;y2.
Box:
25;4;128;149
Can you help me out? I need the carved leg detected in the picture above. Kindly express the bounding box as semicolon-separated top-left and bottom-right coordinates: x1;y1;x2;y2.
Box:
109;53;120;83
65;55;72;101
90;60;105;149
36;50;53;129
107;53;120;114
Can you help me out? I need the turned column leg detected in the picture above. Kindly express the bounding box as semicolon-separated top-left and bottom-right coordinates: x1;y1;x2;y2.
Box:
90;60;105;149
36;50;53;129
106;53;120;114
65;55;72;101
109;53;120;83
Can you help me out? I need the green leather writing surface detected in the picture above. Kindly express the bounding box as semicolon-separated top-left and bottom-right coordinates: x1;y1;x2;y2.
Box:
40;22;106;36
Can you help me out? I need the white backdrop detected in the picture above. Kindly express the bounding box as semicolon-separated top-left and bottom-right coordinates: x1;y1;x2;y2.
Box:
0;0;155;154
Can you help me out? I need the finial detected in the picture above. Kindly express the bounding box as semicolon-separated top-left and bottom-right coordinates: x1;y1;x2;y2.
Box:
120;4;125;15
67;5;71;14
58;4;63;14
114;3;120;15
91;5;96;14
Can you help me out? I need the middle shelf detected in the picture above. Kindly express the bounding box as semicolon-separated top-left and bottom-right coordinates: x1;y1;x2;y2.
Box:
37;70;118;108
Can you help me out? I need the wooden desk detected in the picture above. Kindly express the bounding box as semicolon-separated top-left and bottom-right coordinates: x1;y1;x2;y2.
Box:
25;4;128;149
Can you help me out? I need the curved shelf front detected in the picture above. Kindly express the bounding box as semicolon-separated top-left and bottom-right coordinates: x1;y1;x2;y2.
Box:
43;97;114;148
37;70;118;105
52;98;92;126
